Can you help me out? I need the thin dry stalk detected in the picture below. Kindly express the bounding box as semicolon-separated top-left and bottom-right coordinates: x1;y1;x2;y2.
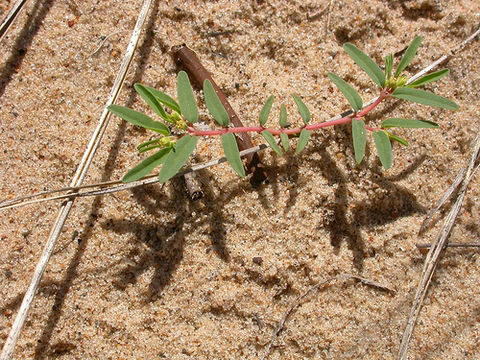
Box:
261;274;394;360
0;0;29;43
0;144;269;210
88;30;128;57
420;160;480;233
416;243;480;251
0;0;154;358
397;130;480;360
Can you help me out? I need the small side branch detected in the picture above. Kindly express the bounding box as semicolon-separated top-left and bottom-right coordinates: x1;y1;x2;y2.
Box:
261;274;394;360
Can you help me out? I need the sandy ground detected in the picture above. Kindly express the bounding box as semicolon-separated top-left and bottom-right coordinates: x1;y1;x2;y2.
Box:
0;0;480;359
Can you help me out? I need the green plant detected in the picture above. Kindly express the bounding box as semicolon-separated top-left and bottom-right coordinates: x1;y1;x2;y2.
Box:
108;36;458;183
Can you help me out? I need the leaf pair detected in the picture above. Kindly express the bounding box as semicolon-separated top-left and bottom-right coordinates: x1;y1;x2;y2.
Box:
201;79;245;177
258;94;312;155
342;37;457;110
353;118;439;169
342;36;422;88
121;135;198;183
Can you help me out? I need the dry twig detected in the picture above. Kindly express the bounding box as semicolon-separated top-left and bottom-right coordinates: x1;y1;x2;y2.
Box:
420;160;480;233
0;1;155;358
173;45;268;185
261;274;394;360
88;30;128;57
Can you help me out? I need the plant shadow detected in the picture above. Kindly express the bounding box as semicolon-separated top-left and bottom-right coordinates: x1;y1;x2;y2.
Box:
32;0;161;357
0;0;56;98
99;164;251;302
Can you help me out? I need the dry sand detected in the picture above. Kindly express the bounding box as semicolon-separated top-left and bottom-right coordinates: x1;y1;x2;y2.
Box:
1;0;480;359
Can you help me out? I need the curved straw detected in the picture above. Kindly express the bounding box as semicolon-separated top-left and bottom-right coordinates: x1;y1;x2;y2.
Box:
0;0;154;358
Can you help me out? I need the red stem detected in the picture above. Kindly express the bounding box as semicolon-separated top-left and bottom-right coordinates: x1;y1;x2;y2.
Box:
187;91;390;137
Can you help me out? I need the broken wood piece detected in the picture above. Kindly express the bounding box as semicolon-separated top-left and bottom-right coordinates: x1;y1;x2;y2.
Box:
173;44;267;185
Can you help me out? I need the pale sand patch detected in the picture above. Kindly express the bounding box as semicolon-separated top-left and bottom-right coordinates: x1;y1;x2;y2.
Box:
0;0;480;359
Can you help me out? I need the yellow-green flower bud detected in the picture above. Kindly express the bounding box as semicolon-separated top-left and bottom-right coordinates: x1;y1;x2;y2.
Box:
159;136;175;147
175;119;188;131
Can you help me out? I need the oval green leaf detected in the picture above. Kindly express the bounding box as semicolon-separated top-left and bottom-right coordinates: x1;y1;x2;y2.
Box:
296;129;311;154
292;94;310;124
259;95;274;126
280;133;289;151
134;83;168;121
261;130;283;156
327;73;363;112
158;135;198;183
408;69;449;88
221;133;245;177
395;36;422;77
373;131;392;169
140;85;181;114
123;148;171;183
392;88;458;110
204;79;229;126
279;105;288;127
343;43;386;88
381;118;439;129
108;105;170;135
352;119;366;164
177;71;198;124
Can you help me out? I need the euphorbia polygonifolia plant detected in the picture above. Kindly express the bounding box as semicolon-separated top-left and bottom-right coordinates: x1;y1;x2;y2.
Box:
108;36;458;183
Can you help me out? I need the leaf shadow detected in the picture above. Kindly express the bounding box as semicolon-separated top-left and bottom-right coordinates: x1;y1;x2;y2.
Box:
310;140;426;271
102;180;188;301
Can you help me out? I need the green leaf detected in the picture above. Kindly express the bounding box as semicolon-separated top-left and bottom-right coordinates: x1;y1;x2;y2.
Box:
385;53;393;80
292;94;310;124
381;118;439;128
134;84;169;121
373;131;392;169
141;85;181;114
158;135;198;183
386;132;408;146
392;88;458;110
137;139;159;151
259;95;275;126
408;69;450;88
395;36;422;77
279;105;288;127
204;79;229;126
352;119;366;164
108;105;170;135
138;144;161;153
296;129;311;154
221;133;245;177
280;133;289;151
177;71;198;124
327;73;363;112
343;43;386;87
123;148;171;183
261;130;283;155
